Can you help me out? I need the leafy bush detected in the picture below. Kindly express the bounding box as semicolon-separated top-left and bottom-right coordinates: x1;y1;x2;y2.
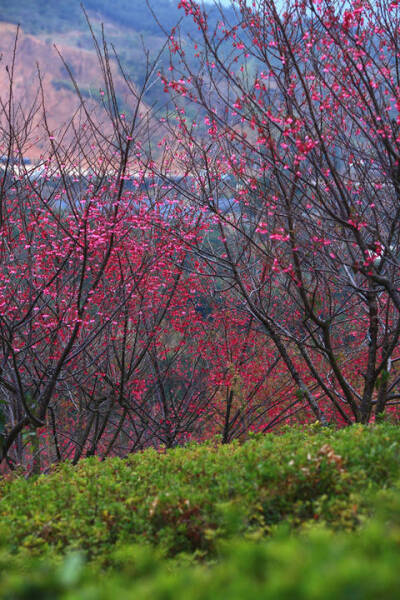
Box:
1;424;400;563
2;491;400;599
1;424;400;598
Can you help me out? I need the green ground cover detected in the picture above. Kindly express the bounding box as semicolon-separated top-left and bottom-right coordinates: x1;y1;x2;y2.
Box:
1;424;400;598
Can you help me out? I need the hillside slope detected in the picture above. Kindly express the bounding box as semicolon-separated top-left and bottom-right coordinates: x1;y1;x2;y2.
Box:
0;22;152;159
0;0;224;37
0;1;234;160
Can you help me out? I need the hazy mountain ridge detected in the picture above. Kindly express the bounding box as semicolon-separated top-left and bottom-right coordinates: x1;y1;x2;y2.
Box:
0;22;152;159
0;1;234;159
0;0;230;41
0;0;177;36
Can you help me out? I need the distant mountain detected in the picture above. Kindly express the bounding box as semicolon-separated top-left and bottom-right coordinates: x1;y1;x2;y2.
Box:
0;22;155;160
0;0;229;37
0;1;235;158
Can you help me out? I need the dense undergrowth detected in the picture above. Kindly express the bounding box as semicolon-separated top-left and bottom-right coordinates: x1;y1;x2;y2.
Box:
1;424;400;598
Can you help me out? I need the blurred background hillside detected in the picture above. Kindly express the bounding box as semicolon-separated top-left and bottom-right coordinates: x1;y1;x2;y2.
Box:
0;0;233;158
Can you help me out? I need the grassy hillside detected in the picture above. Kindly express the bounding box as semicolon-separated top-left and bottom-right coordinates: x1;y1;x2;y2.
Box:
0;0;235;128
0;0;229;37
1;424;400;598
0;0;171;35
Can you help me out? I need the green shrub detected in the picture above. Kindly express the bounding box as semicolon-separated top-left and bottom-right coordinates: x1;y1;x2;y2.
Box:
0;424;399;564
2;496;400;600
1;424;400;598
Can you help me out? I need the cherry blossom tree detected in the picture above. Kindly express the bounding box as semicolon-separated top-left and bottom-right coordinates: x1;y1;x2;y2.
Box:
159;0;400;424
6;0;400;471
0;26;205;471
